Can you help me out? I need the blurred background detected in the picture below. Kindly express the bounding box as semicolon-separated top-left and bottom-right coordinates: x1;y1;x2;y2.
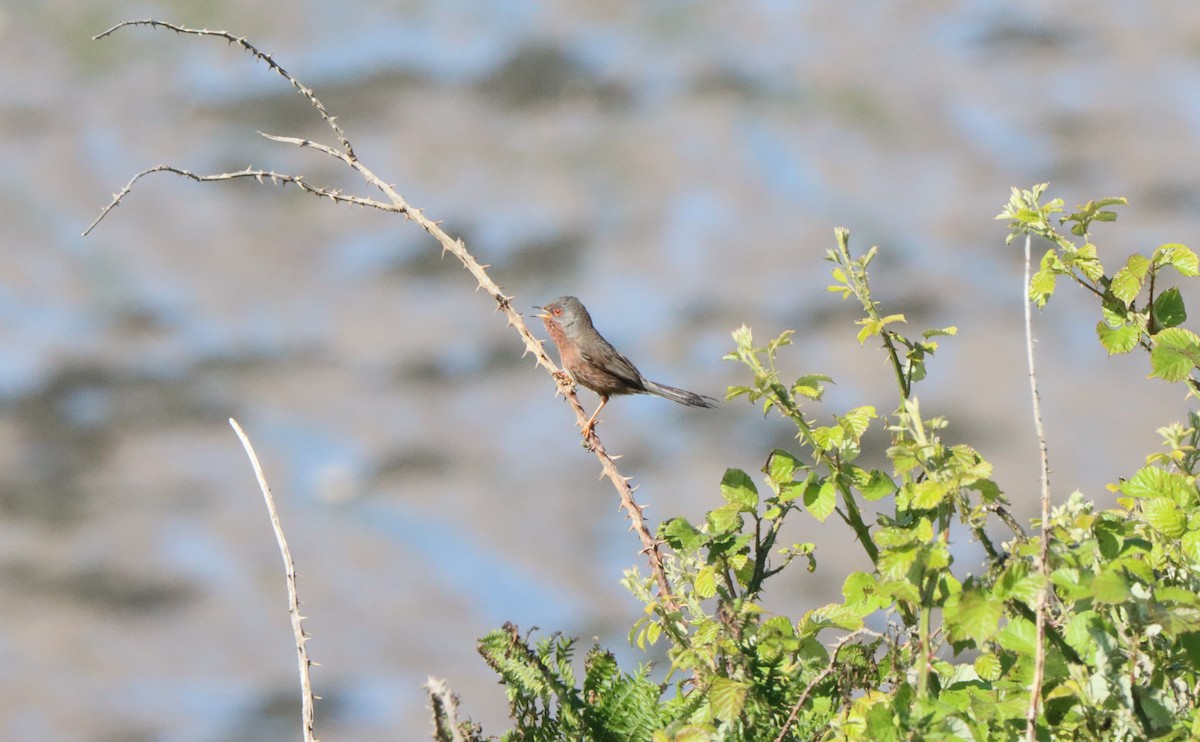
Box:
3;1;1200;739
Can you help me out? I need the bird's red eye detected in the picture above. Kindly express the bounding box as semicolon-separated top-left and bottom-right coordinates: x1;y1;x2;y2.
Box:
553;308;562;315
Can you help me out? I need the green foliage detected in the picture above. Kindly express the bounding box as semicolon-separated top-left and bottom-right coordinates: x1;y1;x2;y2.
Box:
437;188;1200;740
997;184;1200;388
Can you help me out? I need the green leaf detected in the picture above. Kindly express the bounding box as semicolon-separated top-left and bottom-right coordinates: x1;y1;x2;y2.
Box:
840;406;876;442
805;479;837;522
1027;249;1056;304
810;425;840;453
672;725;717;742
1096;319;1140;355
708;503;743;533
1153;286;1187;330
996;616;1036;656
1153;243;1200;276
947;589;1004;643
910;479;950;509
720;468;758;510
1142;498;1188;538
841;571;875;600
974;653;1002;681
1110;254;1150;307
694;565;718;599
859;469;897;501
662;518;704;551
1181;632;1200;670
1149;327;1200;382
1121;465;1191;501
1064;611;1097;657
1093;519;1123;559
792;374;832;400
855;315;907;345
864;701;901;740
1072;243;1106;281
1092;567;1131;604
878;544;920;581
764;449;800;486
1029;267;1058;306
707;677;749;722
922;326;957;339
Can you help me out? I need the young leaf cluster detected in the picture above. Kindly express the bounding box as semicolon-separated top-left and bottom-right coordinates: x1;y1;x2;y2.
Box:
997;184;1200;384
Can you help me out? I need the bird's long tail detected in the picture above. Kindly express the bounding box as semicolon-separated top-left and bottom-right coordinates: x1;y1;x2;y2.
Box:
643;380;719;408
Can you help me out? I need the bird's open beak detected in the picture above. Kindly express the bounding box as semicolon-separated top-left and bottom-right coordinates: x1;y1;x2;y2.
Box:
532;305;550;319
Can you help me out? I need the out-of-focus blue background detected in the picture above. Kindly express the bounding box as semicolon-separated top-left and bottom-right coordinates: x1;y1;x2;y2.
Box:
2;2;1198;739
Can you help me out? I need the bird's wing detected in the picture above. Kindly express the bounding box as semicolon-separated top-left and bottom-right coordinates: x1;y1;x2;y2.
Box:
581;341;644;387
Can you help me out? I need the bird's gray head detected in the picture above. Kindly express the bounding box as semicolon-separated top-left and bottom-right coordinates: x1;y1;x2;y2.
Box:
539;296;594;332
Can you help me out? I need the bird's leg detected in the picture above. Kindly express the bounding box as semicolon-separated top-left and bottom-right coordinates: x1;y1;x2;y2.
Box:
582;395;609;437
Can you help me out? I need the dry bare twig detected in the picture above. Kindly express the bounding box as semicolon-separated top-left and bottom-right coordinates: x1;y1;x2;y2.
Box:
1022;232;1052;741
425;676;469;742
88;19;681;613
229;417;318;742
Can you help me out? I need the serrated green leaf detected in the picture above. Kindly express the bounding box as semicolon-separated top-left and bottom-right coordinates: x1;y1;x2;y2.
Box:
1121;465;1190;501
1096;320;1140;355
842;570;878;602
840;406;876;442
878;544;920;581
1142;498;1188;538
805;479;837;522
708;677;749;722
793;374;832;400
975;653;1002;681
874;525;921;549
1064;611;1096;656
720;468;758;510
1029;268;1057;305
1153;286;1187;330
694;565;718;599
947;589;1004;644
662;517;704;551
996;616;1036;655
1092;567;1131;604
1094;519;1123;559
1154;243;1200;276
708;503;743;533
1150;327;1200;382
910;479;950;509
859;469;897;501
764;449;800;486
1156;586;1200;607
1110;256;1149;307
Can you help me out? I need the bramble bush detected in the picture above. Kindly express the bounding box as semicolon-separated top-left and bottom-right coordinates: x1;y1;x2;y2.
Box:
438;186;1200;741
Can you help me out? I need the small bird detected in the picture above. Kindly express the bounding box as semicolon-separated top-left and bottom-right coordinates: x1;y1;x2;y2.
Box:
535;296;717;436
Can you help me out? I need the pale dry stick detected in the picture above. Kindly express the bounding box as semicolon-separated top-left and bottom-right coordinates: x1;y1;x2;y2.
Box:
94;19;355;159
1022;232;1052;741
83;165;389;236
88;20;681;614
229;418;317;742
425;676;468;742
